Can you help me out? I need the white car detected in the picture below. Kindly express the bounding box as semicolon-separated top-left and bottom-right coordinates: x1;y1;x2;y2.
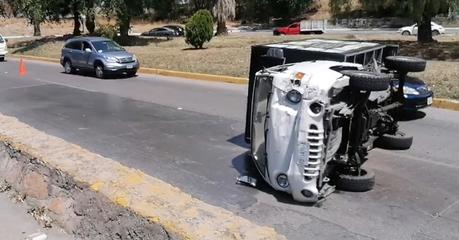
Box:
398;22;445;36
0;34;7;61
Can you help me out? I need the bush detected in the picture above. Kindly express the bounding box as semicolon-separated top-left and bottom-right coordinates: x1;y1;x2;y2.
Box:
94;24;118;40
185;10;214;49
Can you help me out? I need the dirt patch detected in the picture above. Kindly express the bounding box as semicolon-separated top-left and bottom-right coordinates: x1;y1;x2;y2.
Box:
0;143;173;240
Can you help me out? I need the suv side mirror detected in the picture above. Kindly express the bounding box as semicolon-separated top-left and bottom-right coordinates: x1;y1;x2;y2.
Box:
84;48;92;53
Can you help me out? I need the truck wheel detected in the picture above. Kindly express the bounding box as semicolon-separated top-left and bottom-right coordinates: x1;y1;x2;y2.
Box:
432;30;440;36
335;169;375;192
0;57;4;62
341;70;390;91
374;131;413;150
385;56;426;73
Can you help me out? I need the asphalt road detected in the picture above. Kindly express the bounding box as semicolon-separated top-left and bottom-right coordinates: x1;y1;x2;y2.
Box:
231;28;459;36
0;58;458;240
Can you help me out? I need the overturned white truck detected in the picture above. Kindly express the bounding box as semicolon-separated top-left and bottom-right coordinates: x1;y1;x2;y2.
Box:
244;39;429;203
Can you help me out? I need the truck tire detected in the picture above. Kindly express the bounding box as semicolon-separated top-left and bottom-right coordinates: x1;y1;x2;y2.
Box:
385;56;426;73
335;169;375;192
341;70;390;91
374;131;413;150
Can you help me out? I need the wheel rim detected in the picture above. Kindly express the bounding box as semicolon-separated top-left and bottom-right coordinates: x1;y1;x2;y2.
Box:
64;62;72;73
95;66;103;78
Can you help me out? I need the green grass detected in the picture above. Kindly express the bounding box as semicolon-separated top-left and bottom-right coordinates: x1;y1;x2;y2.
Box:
10;35;459;100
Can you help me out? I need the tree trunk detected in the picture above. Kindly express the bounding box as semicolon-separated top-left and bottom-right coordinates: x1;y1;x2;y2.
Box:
118;16;131;38
32;20;41;36
85;10;96;34
73;8;81;36
417;16;433;43
216;20;228;35
85;0;96;34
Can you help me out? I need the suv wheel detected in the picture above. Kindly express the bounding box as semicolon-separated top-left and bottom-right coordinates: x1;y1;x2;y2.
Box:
432;30;440;36
341;70;391;91
64;60;75;74
95;64;105;79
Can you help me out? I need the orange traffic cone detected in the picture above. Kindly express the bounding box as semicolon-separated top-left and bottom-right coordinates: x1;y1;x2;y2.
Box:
19;58;27;76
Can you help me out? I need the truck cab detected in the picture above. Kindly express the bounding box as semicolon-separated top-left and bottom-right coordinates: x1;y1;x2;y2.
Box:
273;23;300;35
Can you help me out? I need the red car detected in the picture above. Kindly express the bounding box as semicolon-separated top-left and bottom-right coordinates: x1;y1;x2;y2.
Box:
273;20;327;35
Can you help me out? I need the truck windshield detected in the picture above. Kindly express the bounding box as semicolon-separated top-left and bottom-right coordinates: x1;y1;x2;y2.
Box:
92;40;123;53
0;36;4;43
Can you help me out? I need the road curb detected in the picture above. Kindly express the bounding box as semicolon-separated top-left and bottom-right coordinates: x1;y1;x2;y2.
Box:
0;112;285;240
432;98;459;111
10;54;249;85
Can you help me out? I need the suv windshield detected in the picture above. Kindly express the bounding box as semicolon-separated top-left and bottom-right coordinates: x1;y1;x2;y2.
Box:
92;40;123;53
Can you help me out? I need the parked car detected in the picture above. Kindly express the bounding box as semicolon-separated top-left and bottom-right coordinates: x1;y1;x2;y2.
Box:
0;34;8;61
398;22;445;36
60;37;139;79
273;20;327;35
242;39;431;203
163;25;185;36
141;27;178;37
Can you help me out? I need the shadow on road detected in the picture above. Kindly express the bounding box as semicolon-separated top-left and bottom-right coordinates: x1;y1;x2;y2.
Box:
59;71;138;80
227;133;249;149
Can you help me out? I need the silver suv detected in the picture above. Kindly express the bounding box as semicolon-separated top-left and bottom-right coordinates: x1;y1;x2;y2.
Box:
60;37;139;78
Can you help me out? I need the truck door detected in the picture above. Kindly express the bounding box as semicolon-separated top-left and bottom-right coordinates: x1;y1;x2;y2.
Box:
288;23;300;35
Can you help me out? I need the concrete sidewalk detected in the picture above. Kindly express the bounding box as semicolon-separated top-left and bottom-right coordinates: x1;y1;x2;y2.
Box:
0;192;72;240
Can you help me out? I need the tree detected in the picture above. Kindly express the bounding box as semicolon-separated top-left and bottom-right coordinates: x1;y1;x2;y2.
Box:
84;0;97;34
330;0;458;43
14;0;49;36
237;0;314;23
185;9;214;48
102;0;146;37
213;0;236;35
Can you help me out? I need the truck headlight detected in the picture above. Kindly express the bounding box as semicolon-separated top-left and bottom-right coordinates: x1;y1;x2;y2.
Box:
286;90;302;104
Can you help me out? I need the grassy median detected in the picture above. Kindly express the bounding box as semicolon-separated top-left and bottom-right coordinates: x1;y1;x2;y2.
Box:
10;34;459;100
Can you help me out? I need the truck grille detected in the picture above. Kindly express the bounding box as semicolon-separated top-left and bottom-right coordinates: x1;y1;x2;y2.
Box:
304;125;324;180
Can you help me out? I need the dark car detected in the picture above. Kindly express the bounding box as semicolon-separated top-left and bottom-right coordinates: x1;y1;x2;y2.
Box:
393;77;433;110
163;25;185;36
60;37;139;79
141;27;177;37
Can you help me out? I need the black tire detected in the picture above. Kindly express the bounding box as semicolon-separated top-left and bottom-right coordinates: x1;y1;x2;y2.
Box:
0;57;4;62
94;63;105;79
63;59;75;74
335;169;375;192
402;31;411;36
385;56;426;73
374;131;413;150
341;70;390;91
432;30;440;36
